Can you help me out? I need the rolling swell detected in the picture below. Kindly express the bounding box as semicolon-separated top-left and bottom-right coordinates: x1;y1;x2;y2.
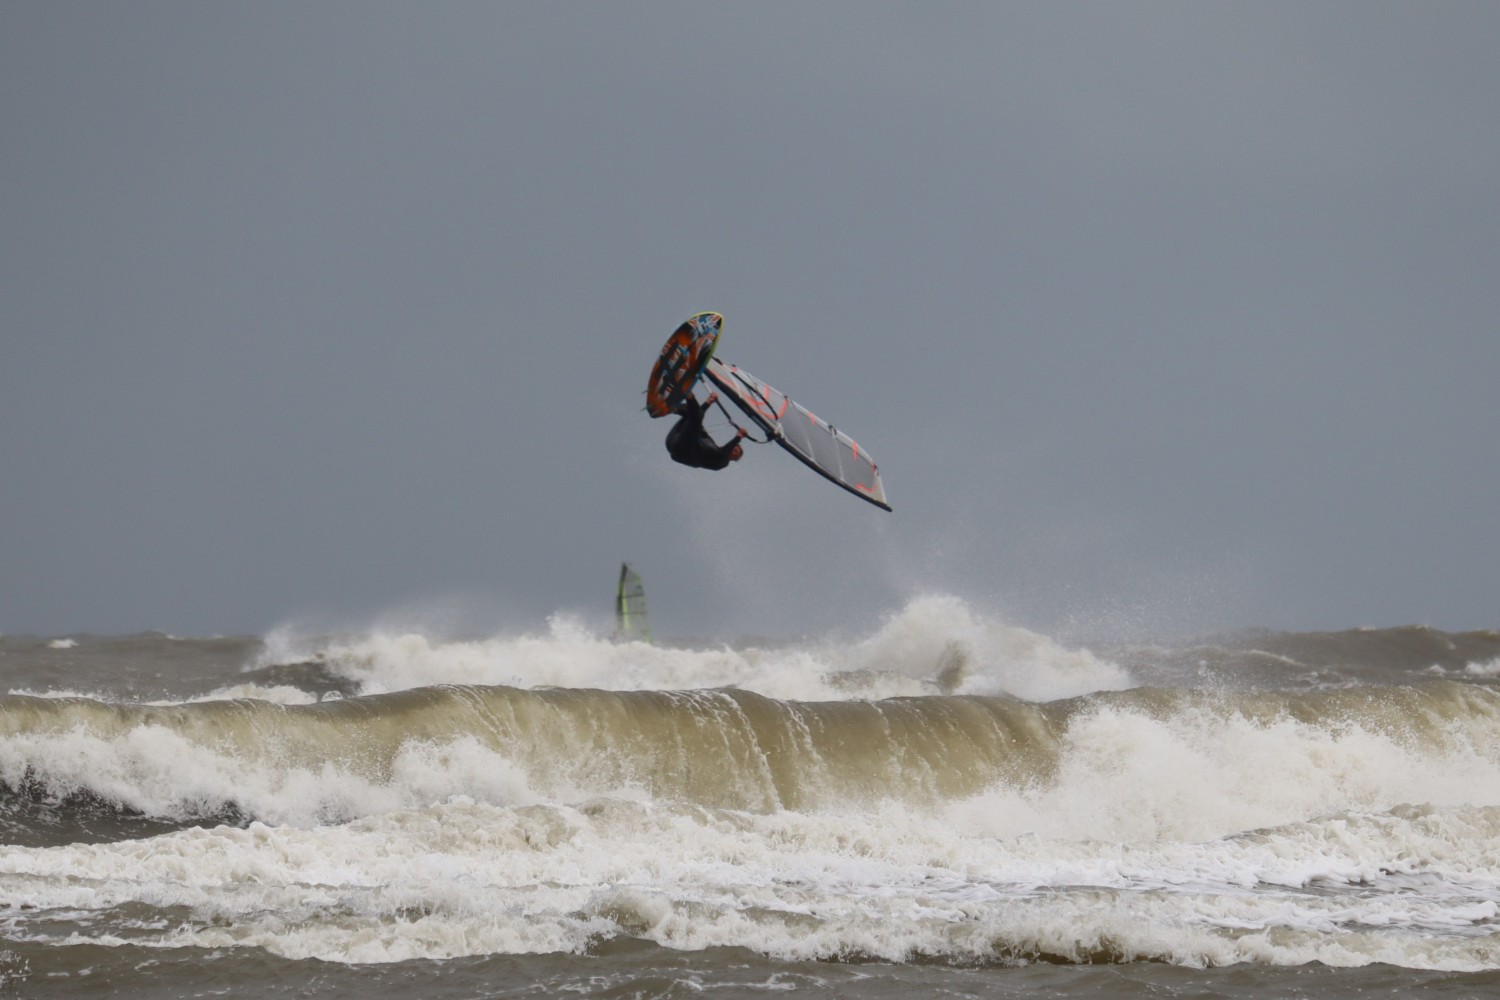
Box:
1110;626;1500;689
4;680;1500;846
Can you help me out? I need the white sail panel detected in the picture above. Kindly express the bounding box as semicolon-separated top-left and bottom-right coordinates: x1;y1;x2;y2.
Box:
614;563;651;643
704;359;891;511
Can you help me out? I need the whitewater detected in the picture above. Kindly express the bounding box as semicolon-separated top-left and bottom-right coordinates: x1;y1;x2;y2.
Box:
2;595;1499;998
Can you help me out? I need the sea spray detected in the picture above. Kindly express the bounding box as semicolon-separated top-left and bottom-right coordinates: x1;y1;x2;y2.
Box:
254;595;1133;702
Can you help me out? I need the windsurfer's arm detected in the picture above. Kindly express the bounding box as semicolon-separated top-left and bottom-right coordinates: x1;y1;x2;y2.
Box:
700;393;750;440
703;434;742;469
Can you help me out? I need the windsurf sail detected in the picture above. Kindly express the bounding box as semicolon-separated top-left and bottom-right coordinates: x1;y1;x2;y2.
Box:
613;563;651;643
703;358;891;511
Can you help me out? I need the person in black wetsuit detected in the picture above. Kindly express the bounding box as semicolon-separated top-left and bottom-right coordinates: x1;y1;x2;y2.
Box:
666;392;749;470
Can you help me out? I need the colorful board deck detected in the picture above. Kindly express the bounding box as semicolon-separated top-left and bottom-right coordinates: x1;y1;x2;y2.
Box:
645;312;722;417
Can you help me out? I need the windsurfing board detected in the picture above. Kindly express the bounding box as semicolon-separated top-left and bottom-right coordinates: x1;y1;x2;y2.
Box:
646;312;722;417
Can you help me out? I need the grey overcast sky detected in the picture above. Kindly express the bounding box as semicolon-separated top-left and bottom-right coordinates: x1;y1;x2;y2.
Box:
3;2;1496;640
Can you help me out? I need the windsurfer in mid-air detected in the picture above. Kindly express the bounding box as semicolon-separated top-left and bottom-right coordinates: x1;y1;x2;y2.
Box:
666;392;748;470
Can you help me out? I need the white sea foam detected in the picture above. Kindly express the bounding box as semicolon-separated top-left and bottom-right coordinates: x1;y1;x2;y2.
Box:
947;702;1500;844
834;594;1132;700
7;685;318;706
5;688;109;700
0;728;538;827
1465;658;1500;678
2;797;1497;969
185;684;319;706
257;595;1132;702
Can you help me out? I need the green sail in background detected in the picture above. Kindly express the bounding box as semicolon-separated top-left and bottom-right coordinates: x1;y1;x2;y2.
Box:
614;563;651;643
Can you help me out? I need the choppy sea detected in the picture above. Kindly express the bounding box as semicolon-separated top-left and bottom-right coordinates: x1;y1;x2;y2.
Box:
3;595;1499;998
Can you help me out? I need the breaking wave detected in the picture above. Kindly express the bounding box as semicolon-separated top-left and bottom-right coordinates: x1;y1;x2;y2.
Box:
3;679;1498;845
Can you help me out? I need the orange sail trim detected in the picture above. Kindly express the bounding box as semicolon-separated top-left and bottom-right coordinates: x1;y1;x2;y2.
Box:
703;357;890;511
